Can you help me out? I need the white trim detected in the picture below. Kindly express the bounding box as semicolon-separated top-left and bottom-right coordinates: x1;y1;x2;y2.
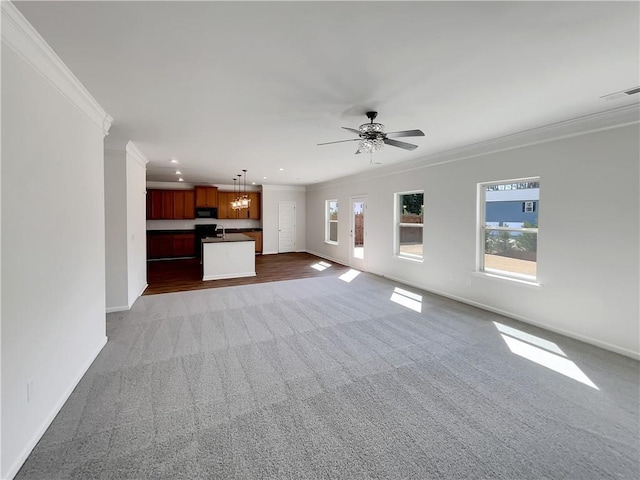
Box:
472;271;541;288
1;1;113;136
380;273;639;360
262;184;306;192
3;335;108;480
262;250;279;255
203;272;256;281
126;141;149;168
307;105;639;191
106;283;148;312
305;250;345;267
106;305;128;313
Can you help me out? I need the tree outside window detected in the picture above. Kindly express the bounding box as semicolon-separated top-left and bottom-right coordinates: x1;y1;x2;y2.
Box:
326;200;338;244
397;192;424;259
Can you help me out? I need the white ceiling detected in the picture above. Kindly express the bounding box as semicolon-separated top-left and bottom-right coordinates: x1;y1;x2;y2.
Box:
13;1;640;186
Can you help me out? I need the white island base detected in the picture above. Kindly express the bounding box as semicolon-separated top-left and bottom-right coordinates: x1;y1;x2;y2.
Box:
202;234;256;281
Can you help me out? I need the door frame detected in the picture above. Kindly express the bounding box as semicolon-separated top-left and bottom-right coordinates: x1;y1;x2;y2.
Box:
349;196;367;270
278;201;296;253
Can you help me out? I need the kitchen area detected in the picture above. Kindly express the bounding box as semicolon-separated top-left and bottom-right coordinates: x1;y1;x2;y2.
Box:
146;184;263;285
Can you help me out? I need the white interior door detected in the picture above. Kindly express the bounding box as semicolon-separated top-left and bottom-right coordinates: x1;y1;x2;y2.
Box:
278;201;296;253
349;196;367;270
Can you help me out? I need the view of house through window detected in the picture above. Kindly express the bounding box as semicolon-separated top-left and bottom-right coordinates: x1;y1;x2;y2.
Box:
481;179;539;280
326;200;338;243
396;192;424;259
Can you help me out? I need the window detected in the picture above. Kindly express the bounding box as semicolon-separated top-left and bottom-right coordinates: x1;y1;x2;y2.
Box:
480;178;539;281
396;191;424;260
325;200;338;244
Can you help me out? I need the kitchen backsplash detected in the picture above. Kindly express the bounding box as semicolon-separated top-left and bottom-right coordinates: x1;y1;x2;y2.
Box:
146;218;261;231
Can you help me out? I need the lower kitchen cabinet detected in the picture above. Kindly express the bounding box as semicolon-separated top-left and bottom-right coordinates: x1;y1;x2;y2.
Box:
242;231;262;254
147;232;195;259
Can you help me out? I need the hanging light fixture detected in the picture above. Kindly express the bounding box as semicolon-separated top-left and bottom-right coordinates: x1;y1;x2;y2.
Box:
230;170;251;211
230;178;240;210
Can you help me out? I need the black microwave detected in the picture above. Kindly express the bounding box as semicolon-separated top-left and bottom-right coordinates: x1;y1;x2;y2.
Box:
195;207;218;219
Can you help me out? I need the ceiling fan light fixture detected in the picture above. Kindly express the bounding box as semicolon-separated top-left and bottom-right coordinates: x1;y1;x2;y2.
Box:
359;122;384;134
359;138;384;153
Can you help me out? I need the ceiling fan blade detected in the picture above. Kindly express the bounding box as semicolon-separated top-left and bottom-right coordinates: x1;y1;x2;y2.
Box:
317;138;360;146
384;138;418;151
385;129;425;138
342;127;362;135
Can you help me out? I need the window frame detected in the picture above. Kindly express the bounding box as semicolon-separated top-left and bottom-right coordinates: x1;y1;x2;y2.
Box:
325;199;339;245
478;177;539;283
395;190;424;261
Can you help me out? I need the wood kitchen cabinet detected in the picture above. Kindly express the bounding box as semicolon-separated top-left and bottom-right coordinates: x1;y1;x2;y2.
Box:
146;190;195;219
146;190;164;219
172;190;195;219
195;186;218;208
147;232;195;259
217;191;234;219
242;231;263;254
147;234;174;258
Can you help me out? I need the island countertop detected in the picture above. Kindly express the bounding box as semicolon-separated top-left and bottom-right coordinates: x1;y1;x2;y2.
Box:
202;233;254;244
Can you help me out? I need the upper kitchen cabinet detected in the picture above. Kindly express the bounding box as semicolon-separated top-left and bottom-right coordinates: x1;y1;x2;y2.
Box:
173;190;195;219
195;186;218;208
146;189;195;219
217;191;233;219
147;190;163;219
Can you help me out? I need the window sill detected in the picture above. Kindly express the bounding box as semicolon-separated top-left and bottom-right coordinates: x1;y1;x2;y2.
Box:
395;254;424;263
473;271;541;288
324;241;338;246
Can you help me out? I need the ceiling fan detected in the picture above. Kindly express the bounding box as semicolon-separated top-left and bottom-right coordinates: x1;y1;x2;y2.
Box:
318;111;425;155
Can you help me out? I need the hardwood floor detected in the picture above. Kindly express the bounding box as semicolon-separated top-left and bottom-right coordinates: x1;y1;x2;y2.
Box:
144;252;351;295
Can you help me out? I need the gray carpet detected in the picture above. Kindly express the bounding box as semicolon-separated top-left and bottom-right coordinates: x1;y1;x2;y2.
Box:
16;272;640;479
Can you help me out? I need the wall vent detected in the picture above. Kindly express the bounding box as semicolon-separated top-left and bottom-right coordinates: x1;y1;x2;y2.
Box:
601;87;640;101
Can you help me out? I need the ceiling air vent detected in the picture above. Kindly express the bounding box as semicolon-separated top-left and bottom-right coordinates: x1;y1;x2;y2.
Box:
600;86;640;101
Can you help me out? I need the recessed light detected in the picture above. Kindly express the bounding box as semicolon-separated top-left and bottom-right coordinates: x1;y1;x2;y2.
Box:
279;168;284;171
170;159;179;164
178;178;184;182
263;176;267;179
252;182;256;185
175;170;181;175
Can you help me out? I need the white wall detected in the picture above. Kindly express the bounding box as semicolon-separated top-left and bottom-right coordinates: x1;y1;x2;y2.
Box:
306;121;640;358
262;185;306;254
125;144;148;306
105;143;148;311
1;3;112;478
104;149;128;310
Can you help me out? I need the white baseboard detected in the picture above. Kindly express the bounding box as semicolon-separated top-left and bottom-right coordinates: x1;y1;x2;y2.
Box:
262;250;278;255
129;283;148;308
4;336;108;480
381;273;640;360
305;249;345;266
203;272;256;281
106;305;128;313
106;283;147;313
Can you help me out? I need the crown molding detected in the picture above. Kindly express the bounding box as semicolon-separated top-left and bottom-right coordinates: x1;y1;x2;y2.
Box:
262;184;306;192
1;1;113;136
307;104;640;191
126;141;149;168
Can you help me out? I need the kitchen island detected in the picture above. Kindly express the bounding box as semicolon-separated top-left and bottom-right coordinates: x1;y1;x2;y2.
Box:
202;233;256;281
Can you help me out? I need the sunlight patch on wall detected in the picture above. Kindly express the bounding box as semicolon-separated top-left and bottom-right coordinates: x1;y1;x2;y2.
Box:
495;322;598;390
390;287;422;313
